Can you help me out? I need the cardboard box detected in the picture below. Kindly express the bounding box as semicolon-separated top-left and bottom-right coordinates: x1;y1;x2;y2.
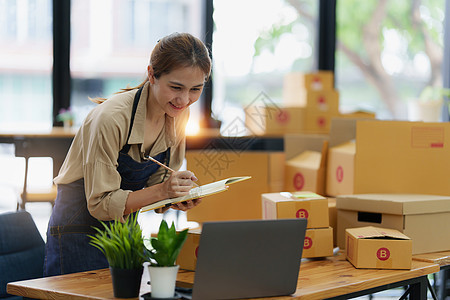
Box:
283;71;335;105
354;120;450;195
336;194;450;254
244;105;305;136
305;110;339;133
245;105;338;136
285;151;325;194
285;89;340;112
264;106;306;135
283;135;328;195
345;226;412;270
302;90;339;112
177;229;201;271
325;118;375;197
328;198;337;247
185;151;285;223
326;141;355;196
262;192;329;228
303;227;334;258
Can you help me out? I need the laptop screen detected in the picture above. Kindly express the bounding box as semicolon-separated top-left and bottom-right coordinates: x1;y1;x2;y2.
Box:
189;218;307;300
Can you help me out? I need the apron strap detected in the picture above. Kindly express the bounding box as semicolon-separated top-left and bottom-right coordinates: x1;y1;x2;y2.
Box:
121;86;143;154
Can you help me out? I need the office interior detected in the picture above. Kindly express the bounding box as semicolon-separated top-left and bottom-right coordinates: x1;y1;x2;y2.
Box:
1;0;450;299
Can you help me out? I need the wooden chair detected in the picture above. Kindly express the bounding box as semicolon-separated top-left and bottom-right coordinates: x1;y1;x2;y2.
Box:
17;157;57;210
14;136;71;210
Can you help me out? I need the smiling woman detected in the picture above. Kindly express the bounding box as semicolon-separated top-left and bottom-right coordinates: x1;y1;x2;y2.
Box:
43;32;211;277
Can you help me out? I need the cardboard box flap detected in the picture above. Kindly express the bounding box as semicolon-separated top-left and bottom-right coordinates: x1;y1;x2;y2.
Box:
284;134;328;160
347;226;411;240
332;140;355;153
286;151;322;169
329;118;358;148
337;194;450;215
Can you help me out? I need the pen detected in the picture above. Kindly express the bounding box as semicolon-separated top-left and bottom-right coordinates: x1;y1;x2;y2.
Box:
145;155;199;187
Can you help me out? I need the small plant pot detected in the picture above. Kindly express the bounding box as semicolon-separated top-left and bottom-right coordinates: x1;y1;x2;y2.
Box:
63;119;73;128
110;266;144;298
148;265;180;298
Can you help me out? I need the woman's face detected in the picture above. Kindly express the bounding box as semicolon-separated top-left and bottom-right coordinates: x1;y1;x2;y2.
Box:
148;66;206;118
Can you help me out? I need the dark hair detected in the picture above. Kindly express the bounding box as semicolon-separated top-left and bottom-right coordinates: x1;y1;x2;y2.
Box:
91;32;211;104
151;32;211;79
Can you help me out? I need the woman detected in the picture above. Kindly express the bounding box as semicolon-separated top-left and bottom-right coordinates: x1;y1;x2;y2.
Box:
44;32;210;276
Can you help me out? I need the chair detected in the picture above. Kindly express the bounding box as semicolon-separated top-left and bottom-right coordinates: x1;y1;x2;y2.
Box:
17;156;57;210
13;135;71;210
0;211;45;300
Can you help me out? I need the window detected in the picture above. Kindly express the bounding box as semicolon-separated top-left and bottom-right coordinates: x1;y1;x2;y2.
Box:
211;0;319;132
70;0;203;128
336;0;447;120
0;0;53;130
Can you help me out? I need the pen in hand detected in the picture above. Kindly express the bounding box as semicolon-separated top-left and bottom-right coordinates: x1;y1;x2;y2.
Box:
145;155;200;187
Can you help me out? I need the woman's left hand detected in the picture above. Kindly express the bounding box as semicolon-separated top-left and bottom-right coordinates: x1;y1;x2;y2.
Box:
170;198;202;211
154;198;202;214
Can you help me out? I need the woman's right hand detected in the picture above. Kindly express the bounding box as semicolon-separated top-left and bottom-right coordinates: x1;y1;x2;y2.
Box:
161;170;198;199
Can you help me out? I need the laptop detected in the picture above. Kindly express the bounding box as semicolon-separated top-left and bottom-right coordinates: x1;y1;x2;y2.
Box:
177;218;307;300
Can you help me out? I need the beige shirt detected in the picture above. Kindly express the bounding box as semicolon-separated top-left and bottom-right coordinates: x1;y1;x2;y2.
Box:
54;82;188;221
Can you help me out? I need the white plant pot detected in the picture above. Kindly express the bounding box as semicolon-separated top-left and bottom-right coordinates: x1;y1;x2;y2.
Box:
407;99;443;122
148;265;179;298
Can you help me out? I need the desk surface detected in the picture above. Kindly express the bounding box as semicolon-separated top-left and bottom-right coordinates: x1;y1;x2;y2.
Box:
413;250;450;267
7;253;439;300
0;127;78;138
0;127;285;151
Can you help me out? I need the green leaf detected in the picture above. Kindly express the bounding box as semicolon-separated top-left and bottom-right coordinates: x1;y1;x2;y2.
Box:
145;220;189;267
88;212;146;269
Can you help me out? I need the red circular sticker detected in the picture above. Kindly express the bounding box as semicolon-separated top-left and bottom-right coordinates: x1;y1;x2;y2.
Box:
276;110;290;124
296;208;309;219
293;172;304;190
376;247;390;261
317;96;326;105
336;165;344;183
304;237;313;249
195;246;199;258
317;117;326;127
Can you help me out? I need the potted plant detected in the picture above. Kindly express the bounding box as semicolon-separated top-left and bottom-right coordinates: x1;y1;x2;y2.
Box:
146;220;188;298
89;213;146;298
56;107;74;128
408;86;450;122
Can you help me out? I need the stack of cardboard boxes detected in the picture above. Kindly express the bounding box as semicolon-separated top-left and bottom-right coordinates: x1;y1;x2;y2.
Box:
261;191;334;258
180;86;450;270
282;71;340;134
330;120;450;268
245;71;340;135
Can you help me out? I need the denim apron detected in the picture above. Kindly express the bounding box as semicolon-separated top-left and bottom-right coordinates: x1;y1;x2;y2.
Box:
44;87;170;276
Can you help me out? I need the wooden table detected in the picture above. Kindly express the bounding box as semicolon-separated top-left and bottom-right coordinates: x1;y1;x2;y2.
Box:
413;251;450;267
7;253;439;300
0;127;77;178
413;251;450;300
